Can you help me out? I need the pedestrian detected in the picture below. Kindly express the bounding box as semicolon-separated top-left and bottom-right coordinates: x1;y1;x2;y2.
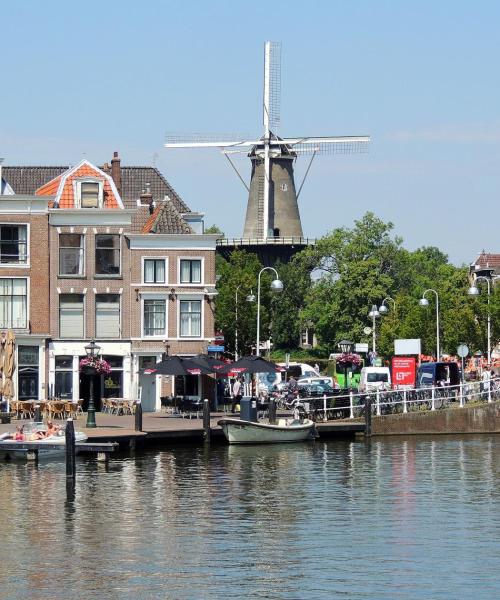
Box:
231;377;243;414
314;363;320;374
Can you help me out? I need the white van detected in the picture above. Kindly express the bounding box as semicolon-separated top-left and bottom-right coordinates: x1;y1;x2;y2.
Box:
358;367;391;392
258;362;319;391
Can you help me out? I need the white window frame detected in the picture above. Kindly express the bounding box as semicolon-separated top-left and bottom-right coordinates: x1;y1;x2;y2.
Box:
177;294;204;339
74;177;104;209
95;233;122;278
141;257;168;285
95;293;121;339
0;223;30;268
58;232;85;277
58;292;85;339
177;256;204;286
0;276;29;330
141;294;168;338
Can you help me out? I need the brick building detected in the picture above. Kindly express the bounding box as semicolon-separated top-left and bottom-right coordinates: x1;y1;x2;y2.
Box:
1;154;217;410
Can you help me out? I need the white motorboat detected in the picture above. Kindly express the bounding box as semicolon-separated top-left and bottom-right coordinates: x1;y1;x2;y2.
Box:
218;417;317;444
0;423;88;460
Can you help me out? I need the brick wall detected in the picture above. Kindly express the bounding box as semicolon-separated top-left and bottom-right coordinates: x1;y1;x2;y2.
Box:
0;214;49;334
49;225;131;339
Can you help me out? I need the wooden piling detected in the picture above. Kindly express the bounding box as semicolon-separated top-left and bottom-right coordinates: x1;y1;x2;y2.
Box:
65;418;76;478
269;398;277;424
203;399;211;443
135;400;143;432
364;396;372;438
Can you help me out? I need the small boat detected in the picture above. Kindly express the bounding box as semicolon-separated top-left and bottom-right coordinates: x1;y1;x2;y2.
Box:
0;423;88;460
218;417;317;444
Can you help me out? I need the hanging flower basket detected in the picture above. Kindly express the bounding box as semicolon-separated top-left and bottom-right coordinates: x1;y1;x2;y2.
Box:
336;353;362;368
79;357;112;375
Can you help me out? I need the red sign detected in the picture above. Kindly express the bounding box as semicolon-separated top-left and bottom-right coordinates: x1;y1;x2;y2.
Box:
391;356;416;388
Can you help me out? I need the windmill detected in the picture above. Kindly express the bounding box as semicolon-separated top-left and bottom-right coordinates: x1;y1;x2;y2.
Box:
165;41;370;242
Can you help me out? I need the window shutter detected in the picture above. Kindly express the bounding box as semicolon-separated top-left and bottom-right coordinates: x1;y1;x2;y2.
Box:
60;295;84;337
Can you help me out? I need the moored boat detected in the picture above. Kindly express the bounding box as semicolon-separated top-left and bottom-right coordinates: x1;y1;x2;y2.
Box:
0;423;88;460
218;417;317;444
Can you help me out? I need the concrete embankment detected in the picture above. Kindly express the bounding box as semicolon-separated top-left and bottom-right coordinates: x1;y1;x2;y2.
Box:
372;401;500;435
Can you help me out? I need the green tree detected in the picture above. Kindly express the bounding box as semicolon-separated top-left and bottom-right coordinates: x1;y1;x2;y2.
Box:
205;224;225;236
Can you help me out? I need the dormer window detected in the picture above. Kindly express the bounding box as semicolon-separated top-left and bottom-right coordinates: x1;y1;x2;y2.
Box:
75;179;103;208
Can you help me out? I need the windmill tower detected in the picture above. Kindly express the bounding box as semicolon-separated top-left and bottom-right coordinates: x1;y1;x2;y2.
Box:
165;42;370;253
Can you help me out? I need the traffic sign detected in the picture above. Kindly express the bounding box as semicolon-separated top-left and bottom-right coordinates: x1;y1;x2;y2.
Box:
208;345;224;352
457;344;469;358
363;327;372;335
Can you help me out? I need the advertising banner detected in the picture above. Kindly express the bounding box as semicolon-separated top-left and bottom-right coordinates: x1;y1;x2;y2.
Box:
391;356;416;388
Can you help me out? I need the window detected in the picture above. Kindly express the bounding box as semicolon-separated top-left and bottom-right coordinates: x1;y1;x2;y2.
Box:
0;225;27;264
80;181;100;208
18;345;39;400
0;278;27;328
59;233;84;275
144;259;166;284
180;300;201;337
59;294;84;338
143;299;166;336
55;356;73;400
96;294;120;338
102;355;123;399
95;234;120;276
180;259;201;284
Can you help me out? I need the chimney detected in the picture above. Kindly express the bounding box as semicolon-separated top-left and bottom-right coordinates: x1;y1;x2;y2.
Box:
111;151;121;196
140;183;154;214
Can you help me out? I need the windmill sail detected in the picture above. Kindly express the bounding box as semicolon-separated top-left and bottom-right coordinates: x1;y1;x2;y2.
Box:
164;41;370;242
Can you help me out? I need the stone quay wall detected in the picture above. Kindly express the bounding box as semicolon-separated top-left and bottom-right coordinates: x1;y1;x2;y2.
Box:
372;402;500;435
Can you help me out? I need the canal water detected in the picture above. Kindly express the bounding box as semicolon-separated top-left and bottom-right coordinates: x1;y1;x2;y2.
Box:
0;435;499;599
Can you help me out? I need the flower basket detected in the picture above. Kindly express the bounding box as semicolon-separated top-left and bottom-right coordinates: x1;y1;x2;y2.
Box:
336;353;362;368
79;357;112;375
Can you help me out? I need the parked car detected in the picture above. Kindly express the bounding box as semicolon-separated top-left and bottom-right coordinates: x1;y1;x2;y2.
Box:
358;366;391;392
298;382;337;397
417;362;460;388
298;376;336;388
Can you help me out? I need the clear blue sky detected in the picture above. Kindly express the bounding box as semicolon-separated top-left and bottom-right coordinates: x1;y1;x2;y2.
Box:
1;0;499;265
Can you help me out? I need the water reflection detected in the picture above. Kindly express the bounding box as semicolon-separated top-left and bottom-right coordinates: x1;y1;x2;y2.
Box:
0;436;499;599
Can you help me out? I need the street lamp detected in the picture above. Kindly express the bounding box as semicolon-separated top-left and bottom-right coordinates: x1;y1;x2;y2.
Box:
419;289;440;360
256;267;283;356
84;339;101;428
235;285;255;361
338;339;354;389
378;296;396;316
368;305;380;353
467;275;500;367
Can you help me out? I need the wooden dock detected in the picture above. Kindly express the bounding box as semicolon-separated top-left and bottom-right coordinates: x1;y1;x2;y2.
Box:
0;411;364;447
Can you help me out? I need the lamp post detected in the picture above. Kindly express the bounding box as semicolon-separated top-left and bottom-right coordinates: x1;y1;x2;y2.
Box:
256;267;283;356
419;289;440;360
235;285;255;361
338;339;354;389
378;296;396;316
467;275;500;367
84;339;101;428
368;305;380;353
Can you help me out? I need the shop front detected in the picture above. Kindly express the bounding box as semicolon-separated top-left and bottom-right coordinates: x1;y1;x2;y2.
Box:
48;341;132;408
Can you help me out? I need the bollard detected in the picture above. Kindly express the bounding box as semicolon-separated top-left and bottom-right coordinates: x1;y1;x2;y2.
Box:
349;390;354;419
431;387;435;411
459;382;464;408
403;390;407;414
203;399;211;443
323;394;328;422
376;389;381;416
34;404;42;423
135;400;143;432
269;398;277;424
364;396;372;437
65;418;76;478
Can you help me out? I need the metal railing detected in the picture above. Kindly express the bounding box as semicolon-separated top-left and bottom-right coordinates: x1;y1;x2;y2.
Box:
298;378;500;422
217;237;316;247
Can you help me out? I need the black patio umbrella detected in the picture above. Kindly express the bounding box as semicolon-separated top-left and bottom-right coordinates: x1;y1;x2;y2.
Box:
218;355;282;375
190;354;227;373
143;355;211;376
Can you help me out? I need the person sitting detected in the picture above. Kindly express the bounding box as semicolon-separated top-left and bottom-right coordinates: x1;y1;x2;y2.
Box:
13;425;25;441
43;421;61;438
